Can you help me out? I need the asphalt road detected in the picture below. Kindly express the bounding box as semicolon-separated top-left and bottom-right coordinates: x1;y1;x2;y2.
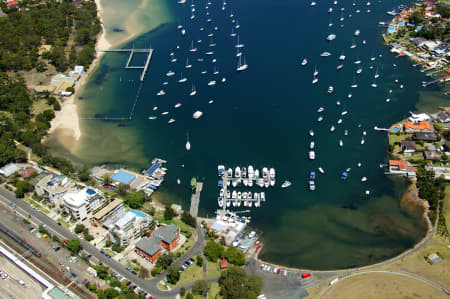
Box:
0;187;207;299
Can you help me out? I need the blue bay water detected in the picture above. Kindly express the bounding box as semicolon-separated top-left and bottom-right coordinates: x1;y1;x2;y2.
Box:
59;0;433;269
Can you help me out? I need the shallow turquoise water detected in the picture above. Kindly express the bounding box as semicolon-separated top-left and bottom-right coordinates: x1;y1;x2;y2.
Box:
62;0;433;269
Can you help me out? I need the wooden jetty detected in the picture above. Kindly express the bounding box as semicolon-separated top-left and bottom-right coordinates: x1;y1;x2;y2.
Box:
190;182;203;217
102;48;153;82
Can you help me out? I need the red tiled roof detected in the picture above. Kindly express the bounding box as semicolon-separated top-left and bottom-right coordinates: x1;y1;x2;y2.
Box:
6;1;18;7
220;259;228;269
389;160;408;171
404;121;431;130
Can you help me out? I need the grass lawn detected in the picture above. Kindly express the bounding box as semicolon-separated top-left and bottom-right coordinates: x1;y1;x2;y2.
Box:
174;264;204;287
182;282;221;299
320;272;447;299
158;282;168;290
57;218;71;228
206;261;220;278
388;133;408;145
102;248;116;257
32;98;52;117
24;196;49;214
445;186;450;232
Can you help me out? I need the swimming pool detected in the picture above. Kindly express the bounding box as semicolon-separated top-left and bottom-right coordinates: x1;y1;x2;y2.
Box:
132;210;146;218
392;127;400;133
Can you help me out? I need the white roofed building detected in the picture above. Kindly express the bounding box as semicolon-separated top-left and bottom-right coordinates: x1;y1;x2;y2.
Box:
63;188;105;221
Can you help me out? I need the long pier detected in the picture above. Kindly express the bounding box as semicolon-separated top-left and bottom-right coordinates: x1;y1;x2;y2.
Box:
422;76;450;87
102;48;153;82
190;182;203;217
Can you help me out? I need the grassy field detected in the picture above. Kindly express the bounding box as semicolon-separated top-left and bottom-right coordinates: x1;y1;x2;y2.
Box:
320;272;447;299
174;264;204;287
182;282;221;299
388;133;408;145
205;261;221;278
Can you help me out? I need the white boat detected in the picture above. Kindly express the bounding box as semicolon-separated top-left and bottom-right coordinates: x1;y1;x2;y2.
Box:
168;118;176;124
357;162;362;167
317;116;323;122
328;86;334;93
318;167;325;174
330;125;335;132
328;7;333;13
339;52;346;60
347;93;352;98
235;167;241;178
327;34;336;41
227;168;233;177
301;58;308;66
281;181;292;188
262;167;268;179
161;111;169;115
255;169;260;178
337;118;342;124
269;167;275;179
235;36;245;48
361;138;365;145
339;139;343;147
344;129;348;136
320;52;331;57
337;64;344;70
174;102;182;108
310;1;316;6
361;177;367;182
350;39;356;48
213;66;219;75
363;131;367;136
181;29;186;36
189;84;197;96
192;110;203;119
260;192;265;201
148;116;157;120
166;70;175;76
156;90;166;96
208;80;216;86
356;68;362;74
248;165;254;178
374;67;380;79
317;107;324;113
312;77;318;84
354;29;360;36
313;66;319;76
152;106;158;111
232;190;237;199
354;60;361;64
310;141;315;149
205;51;214;55
185;58;192;69
189;41;197;52
178;72;187;83
236;56;248;72
230;28;236;37
237;191;242;200
309;151;316;160
371;82;377;88
309;130;314;136
186;132;191;151
341;110;348;116
309;180;316;191
221;77;226;83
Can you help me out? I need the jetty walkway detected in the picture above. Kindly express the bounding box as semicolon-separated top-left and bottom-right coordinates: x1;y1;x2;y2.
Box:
190;182;203;217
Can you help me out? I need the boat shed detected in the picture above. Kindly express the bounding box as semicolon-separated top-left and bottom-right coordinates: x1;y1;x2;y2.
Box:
145;163;161;176
112;170;136;185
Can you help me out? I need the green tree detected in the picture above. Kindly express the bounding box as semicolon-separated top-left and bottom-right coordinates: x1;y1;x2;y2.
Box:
181;211;196;228
224;247;246;266
155;253;175;270
138;267;149;279
164;205;177;220
77;166;90;182
102;174;112;185
123;191;146;209
179;287;186;297
14;180;33;198
117;183;129;196
196;255;203;267
204;241;224;262
64;238;82;254
74;224;85;234
185;293;194;299
94;264;109;280
166;266;181;284
219;267;263;299
192;280;211;295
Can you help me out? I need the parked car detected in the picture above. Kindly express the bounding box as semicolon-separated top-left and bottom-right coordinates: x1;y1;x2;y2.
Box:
188;258;195;264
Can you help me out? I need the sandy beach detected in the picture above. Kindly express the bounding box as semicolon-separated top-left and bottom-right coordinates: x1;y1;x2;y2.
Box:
47;0;111;150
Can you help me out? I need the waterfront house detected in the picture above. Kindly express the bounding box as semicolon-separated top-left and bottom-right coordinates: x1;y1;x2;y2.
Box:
6;0;19;8
403;121;433;133
388;160;417;178
34;173;76;205
401;141;417;153
433;111;450;123
413;132;438;142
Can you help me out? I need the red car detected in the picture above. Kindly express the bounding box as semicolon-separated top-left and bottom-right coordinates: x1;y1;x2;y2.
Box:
276;269;281;275
301;272;311;279
255;245;261;251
